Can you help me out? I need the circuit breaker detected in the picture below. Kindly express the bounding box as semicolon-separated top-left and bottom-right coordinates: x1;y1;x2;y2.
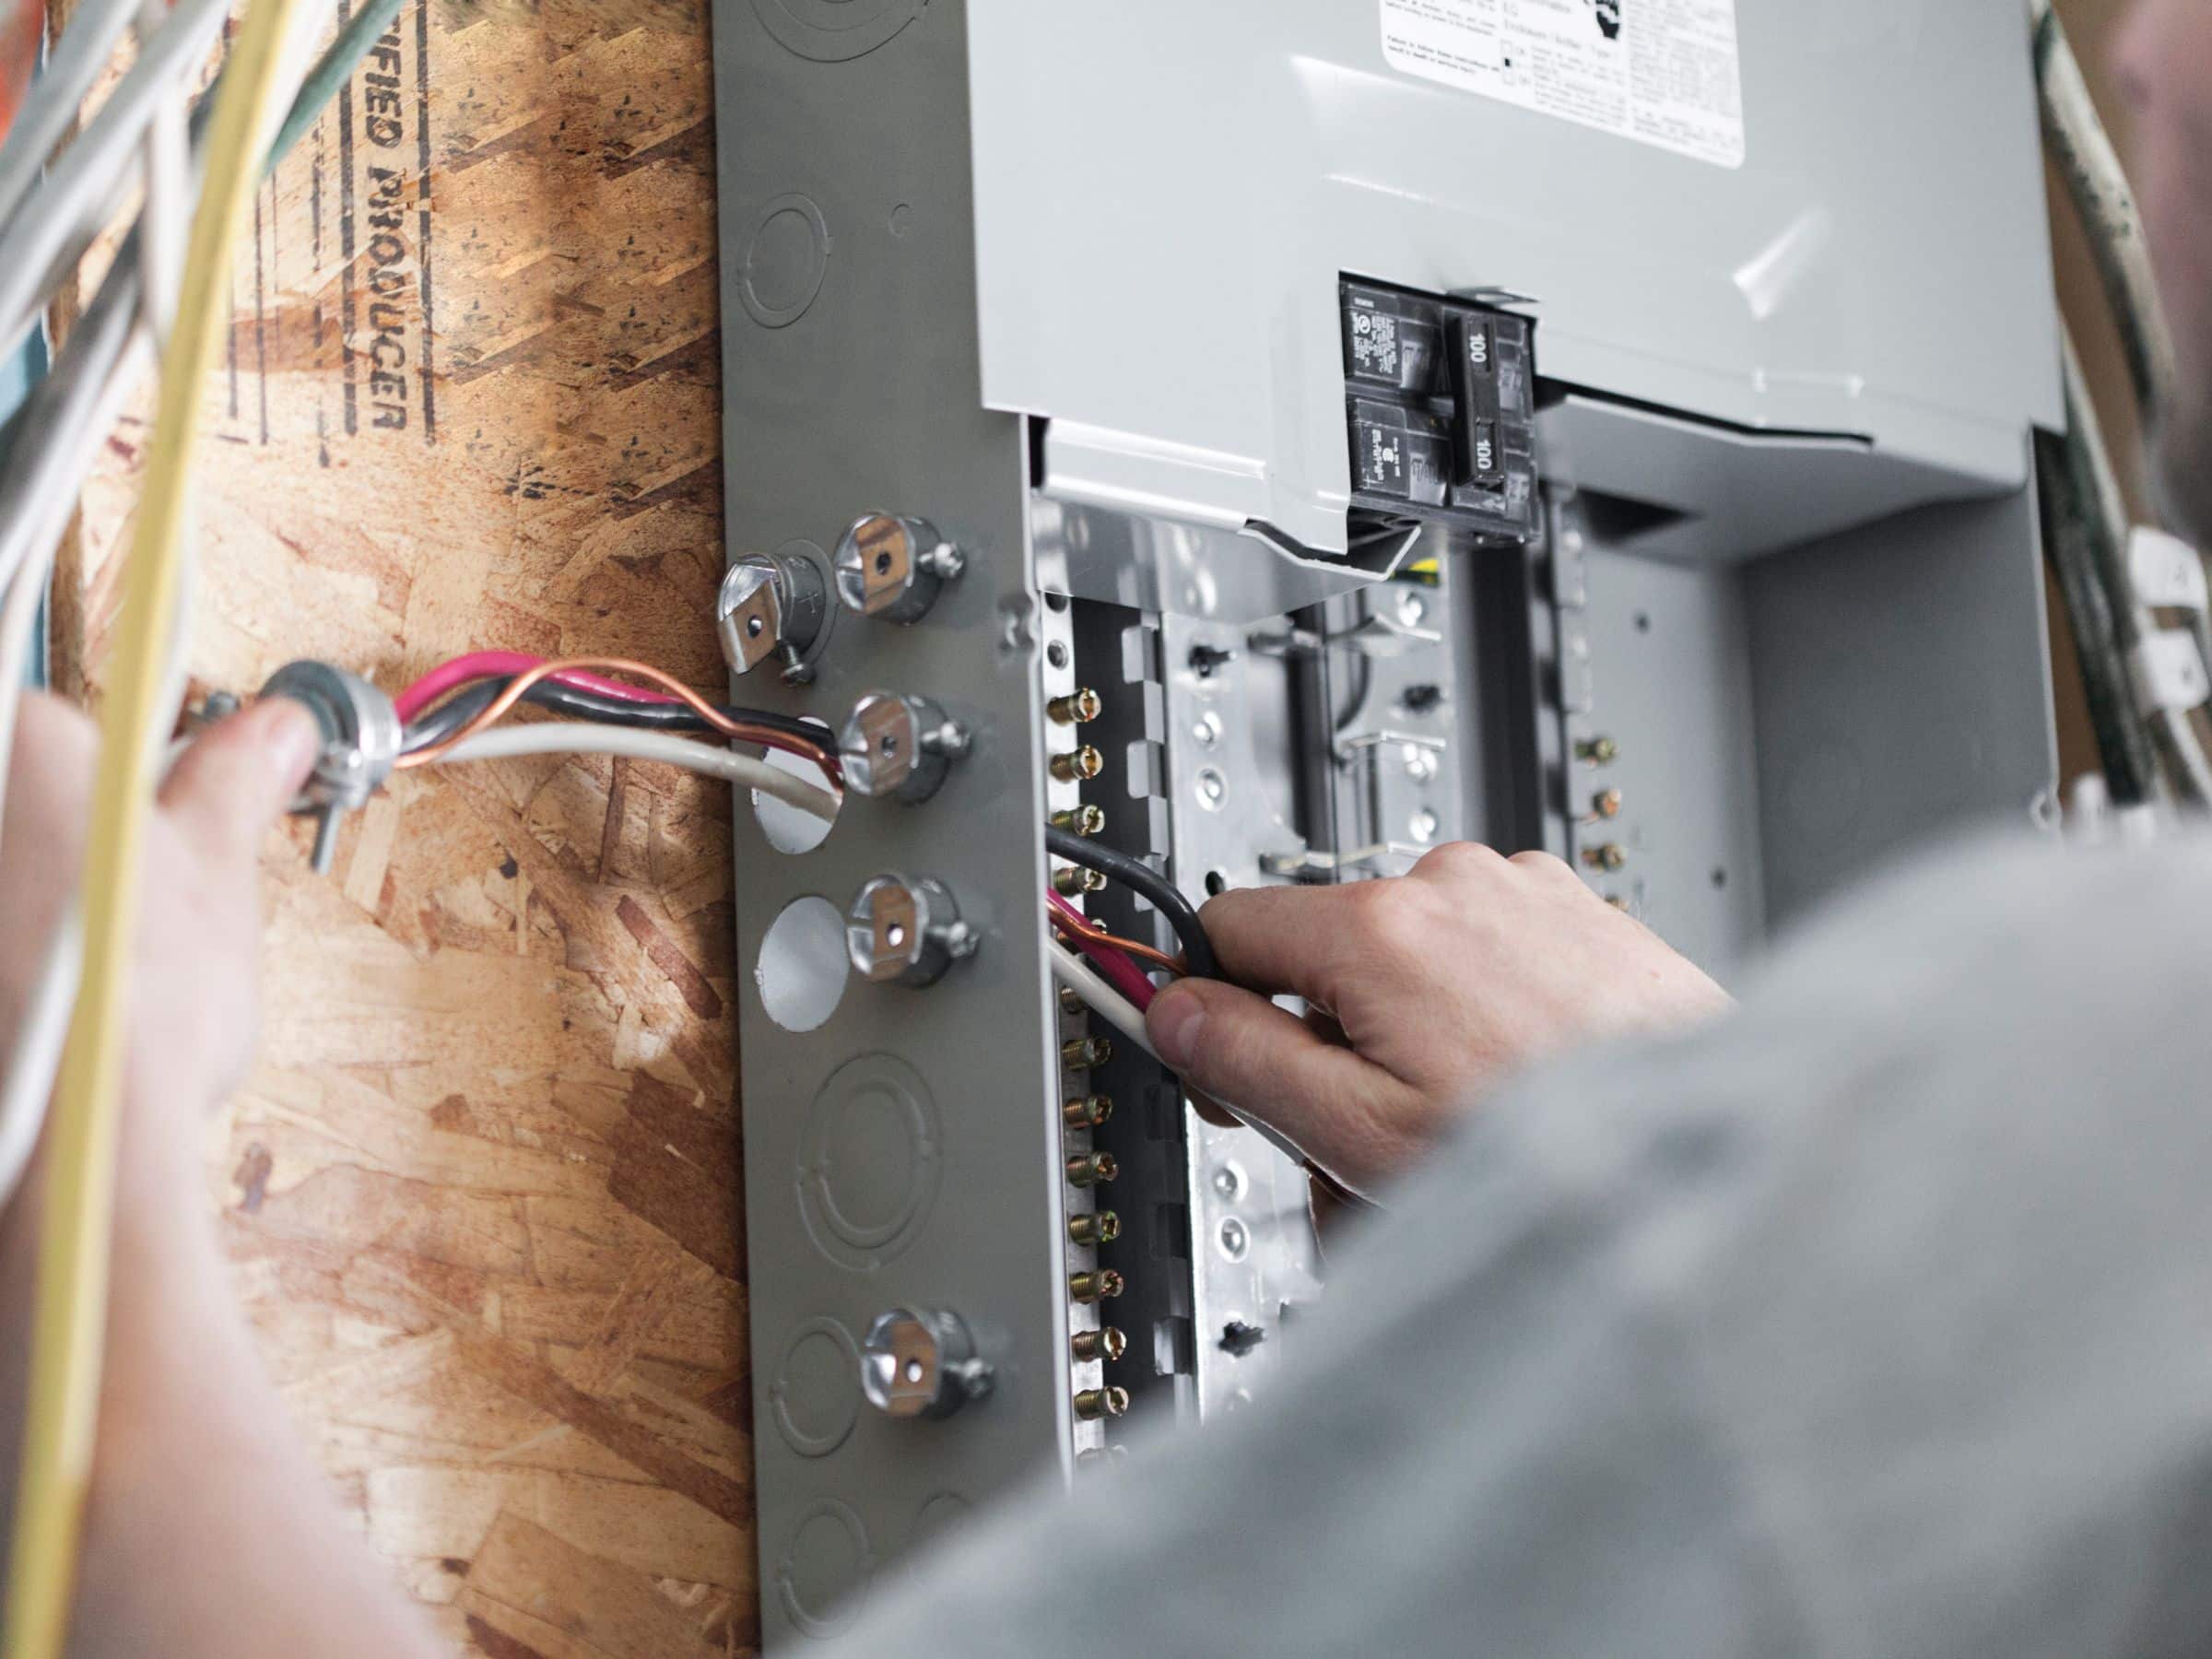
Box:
1342;280;1539;545
713;0;2061;1642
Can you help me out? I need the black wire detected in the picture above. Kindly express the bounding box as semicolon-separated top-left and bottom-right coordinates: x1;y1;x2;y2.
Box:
1046;825;1218;980
2036;425;2159;806
401;679;504;754
398;677;831;756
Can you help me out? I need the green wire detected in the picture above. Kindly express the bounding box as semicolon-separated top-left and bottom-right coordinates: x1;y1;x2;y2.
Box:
262;0;408;176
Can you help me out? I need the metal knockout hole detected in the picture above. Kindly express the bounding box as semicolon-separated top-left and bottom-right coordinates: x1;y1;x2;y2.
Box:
750;735;841;855
758;896;849;1032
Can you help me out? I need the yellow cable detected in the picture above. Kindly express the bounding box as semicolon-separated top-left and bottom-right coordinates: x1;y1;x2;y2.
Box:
4;0;311;1651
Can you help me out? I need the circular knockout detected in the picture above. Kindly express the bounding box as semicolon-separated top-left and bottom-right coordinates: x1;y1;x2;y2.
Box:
752;0;926;64
737;194;830;330
796;1053;942;1270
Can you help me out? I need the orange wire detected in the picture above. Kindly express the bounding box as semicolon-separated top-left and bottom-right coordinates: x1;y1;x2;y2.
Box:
395;656;839;780
1050;908;1187;977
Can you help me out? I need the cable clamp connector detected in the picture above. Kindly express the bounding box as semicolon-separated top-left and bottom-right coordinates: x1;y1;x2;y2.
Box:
256;660;402;875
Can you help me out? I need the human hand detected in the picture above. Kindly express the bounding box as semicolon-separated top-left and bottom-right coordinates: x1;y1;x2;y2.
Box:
0;692;447;1658
0;691;319;1243
1144;843;1732;1202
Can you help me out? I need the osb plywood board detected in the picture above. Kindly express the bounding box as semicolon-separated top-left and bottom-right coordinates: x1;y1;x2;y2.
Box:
68;3;756;1653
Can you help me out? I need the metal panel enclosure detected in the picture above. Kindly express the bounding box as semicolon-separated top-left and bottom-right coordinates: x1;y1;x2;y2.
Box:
714;2;1074;1642
714;2;2065;1647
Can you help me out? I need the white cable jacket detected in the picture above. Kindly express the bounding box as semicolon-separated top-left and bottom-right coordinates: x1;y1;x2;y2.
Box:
2037;1;2174;406
135;0;190;347
1048;936;1319;1171
1048;937;1160;1062
434;725;842;821
0;912;81;1216
0;324;158;845
0;0;284;1214
0;0;229;357
0;0;142;233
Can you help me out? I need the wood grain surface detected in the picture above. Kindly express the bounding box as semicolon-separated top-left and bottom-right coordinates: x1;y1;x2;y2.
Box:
67;3;755;1652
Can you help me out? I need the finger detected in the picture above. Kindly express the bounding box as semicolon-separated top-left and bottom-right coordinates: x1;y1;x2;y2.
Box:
1194;882;1368;1001
159;696;321;865
1303;1005;1348;1046
1187;1091;1240;1129
0;700;98;1018
3;694;97;862
1147;978;1420;1190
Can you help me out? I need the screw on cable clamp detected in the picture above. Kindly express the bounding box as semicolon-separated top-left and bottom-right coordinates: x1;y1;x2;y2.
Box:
254;660;402;876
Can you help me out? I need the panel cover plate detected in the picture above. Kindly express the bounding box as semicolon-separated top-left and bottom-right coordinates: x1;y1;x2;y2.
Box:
966;0;2060;551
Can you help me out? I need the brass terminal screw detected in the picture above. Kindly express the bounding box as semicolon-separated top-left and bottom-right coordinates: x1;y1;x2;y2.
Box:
1050;804;1107;837
1063;1094;1113;1130
1581;842;1627;873
1050;745;1105;784
1048;688;1104;726
1574;735;1619;766
1074;1385;1131;1421
1071;1326;1127;1364
1053;865;1109;897
1067;1210;1121;1246
1062;1036;1113;1071
1069;1269;1124;1303
1588;787;1623;821
1059;986;1085;1017
1065;1150;1118;1188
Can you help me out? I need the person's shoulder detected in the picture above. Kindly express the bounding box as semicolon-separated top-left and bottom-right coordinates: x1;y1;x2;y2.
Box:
1756;830;2212;1030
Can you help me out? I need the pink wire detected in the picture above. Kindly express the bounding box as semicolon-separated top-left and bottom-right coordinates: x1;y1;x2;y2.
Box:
393;651;686;724
1046;889;1157;1012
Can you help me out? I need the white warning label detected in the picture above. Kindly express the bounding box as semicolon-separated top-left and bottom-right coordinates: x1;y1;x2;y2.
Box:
1380;0;1746;170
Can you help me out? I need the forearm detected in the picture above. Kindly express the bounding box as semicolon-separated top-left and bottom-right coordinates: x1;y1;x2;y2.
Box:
2;1170;439;1659
83;1205;440;1659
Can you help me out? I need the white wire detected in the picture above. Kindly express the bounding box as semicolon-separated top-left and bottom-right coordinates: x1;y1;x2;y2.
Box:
0;0;229;359
1049;937;1160;1062
1048;935;1321;1171
0;913;81;1217
429;725;843;821
2037;0;2175;407
0;260;161;862
0;0;253;1213
0;0;143;234
2062;335;2212;806
0;127;169;846
135;0;189;347
0;603;187;1222
0;540;55;833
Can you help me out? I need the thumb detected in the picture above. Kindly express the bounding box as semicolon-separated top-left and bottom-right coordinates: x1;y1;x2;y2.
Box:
159;696;322;864
1147;978;1419;1191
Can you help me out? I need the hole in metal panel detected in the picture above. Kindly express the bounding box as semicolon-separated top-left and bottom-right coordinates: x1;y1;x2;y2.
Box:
758;896;848;1031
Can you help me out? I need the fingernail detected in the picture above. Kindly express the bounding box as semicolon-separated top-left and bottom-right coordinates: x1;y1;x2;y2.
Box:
261;699;323;782
1149;992;1206;1071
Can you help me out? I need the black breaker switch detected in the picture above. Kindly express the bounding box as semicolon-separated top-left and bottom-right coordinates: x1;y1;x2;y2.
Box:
1340;278;1537;545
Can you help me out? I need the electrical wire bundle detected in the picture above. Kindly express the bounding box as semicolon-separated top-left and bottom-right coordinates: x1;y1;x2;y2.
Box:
388;653;1209;1056
0;2;407;1653
388;651;842;820
1039;826;1348;1192
2031;0;2212;818
1041;824;1218;1062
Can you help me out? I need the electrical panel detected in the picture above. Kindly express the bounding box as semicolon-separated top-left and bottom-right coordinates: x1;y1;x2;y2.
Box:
713;0;2061;1643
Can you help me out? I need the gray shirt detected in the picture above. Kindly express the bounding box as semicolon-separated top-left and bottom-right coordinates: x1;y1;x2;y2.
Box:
834;836;2212;1656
